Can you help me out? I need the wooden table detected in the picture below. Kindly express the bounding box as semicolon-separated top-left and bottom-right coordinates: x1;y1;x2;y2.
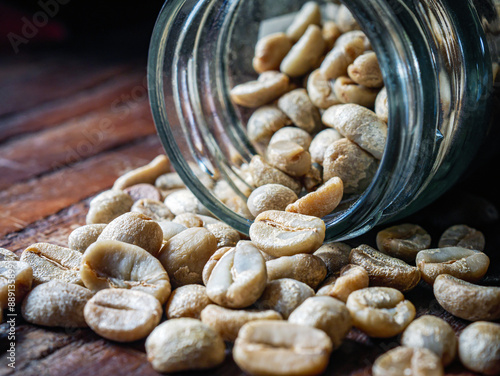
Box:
1;51;499;376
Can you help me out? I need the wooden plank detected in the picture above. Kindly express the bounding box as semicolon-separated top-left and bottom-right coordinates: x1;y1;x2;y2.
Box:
0;136;164;238
0;70;146;143
0;98;155;189
0;56;133;117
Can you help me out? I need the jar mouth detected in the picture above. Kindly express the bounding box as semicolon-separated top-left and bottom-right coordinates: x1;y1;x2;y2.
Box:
148;0;491;241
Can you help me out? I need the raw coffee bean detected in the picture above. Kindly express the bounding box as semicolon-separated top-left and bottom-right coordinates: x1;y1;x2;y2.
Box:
286;177;343;218
375;86;388;123
349;244;421;292
123;183;162;202
205;223;241;248
333;76;379;108
68;224;107;253
247;105;290;147
254;278;315;319
230;71;290;108
249;210;325;257
86;189;134;225
313;242;352;275
233;320;332;376
288;296;352;349
164;189;212;216
320;34;365;80
458;321;500;375
22;281;92;328
97;212;164;257
266;253;326;289
376;223;432;263
269;126;312;150
249;155;302;195
346;287;416;338
401;315;457;366
131;198;174;221
145;318;225;373
316;264;369;303
372;346;444;376
158;227;218;288
155;172;185;190
200;304;283;342
113;155;170;190
433;274;500;321
322;21;341;51
416;247;490;284
0;248;19;262
202;246;234;286
309;128;343;164
277;89;322;134
285;1;321;42
165;284;212;320
81;240;171;304
172;213;204;228
157;220;187;241
438;224;485;251
206;241;267;309
84;288;162;342
266;141;312;178
20;243;83;286
252;32;293;73
347;51;383;88
335;4;361;33
0;261;32;309
306;69;341;110
247;184;298;218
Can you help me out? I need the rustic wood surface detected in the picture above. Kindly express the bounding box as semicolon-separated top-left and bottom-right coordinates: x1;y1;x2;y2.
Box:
0;51;499;376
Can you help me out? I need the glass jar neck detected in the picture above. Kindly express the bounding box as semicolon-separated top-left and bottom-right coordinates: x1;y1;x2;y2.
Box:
148;0;496;241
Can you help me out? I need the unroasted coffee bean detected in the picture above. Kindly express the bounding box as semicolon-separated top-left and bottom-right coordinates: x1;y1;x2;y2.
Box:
376;223;431;263
335;4;361;33
416;247;490;284
333;76;379;108
86;189;134;224
280;25;325;78
459;321;500;375
285;1;321;42
266;141;311;178
206;241;266;308
316;264;369;302
164;189;211;216
200;304;282;342
252;32;293;73
372;346;444;376
146;318;225;373
266;253;326;289
301;163;323;192
269;126;312;150
277;89;322;133
113;155;170;190
84;288;162;342
97;212;164;256
433;274;500;321
322;103;387;159
202;246;234;286
0;261;32;309
233;320;332;376
401;315;457;366
158;227;218;288
20;243;83;286
375;86;388;123
350;244;421;291
230;71;290;108
22;281;92;328
322;21;341;51
306;69;341;109
0;248;19;262
131;198;174;221
68;224;107;253
254;278;315;319
438;224;485;251
250;210;325;257
347;51;383;88
249;155;302;195
247;184;298;218
247;105;290;148
155;172;185;190
309;128;343;164
323;138;378;195
346;287;416;338
320;33;365;80
172;213;204;228
157;220;187;241
286;177;343;218
314;242;352;275
165;284;212;319
123;183;162;202
81;240;171;304
288;296;352;349
205;223;241;248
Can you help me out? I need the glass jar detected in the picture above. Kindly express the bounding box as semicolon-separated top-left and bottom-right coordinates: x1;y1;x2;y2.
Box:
147;0;500;242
